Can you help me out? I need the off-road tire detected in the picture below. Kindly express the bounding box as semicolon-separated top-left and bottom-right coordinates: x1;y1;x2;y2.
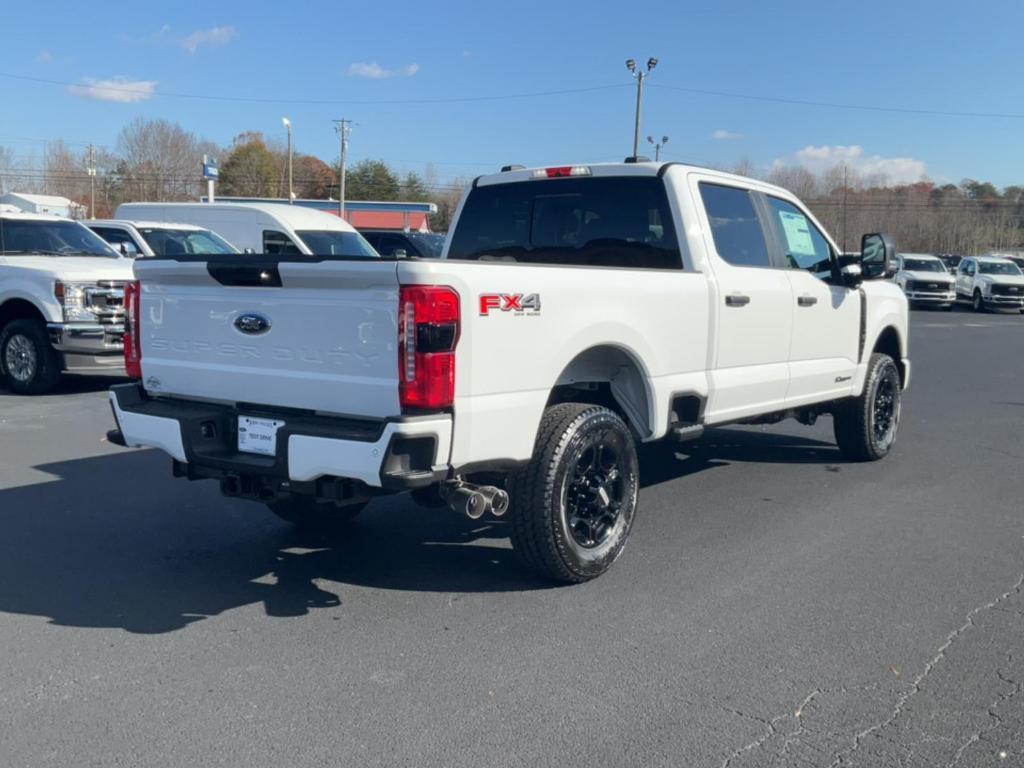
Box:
509;403;639;583
833;353;902;462
0;319;61;395
266;496;367;529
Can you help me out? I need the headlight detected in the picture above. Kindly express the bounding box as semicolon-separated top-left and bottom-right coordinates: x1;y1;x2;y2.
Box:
54;281;98;322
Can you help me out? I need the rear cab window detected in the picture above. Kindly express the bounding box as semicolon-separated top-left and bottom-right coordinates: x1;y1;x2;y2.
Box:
263;230;303;256
698;183;771;268
447;176;682;269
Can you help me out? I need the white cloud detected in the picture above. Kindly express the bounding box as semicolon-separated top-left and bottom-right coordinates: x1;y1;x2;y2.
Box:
712;129;741;140
781;144;927;185
346;61;420;79
67;77;158;103
181;25;238;54
35;51;53;63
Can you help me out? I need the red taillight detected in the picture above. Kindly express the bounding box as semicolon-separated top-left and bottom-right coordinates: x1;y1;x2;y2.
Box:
399;285;460;411
123;280;142;379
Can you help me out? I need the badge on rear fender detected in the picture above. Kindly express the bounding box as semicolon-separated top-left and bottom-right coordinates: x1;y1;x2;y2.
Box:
479;293;541;316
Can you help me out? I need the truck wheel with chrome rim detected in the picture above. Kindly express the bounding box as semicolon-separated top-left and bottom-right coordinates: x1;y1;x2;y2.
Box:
833;353;902;462
509;403;639;583
0;319;61;395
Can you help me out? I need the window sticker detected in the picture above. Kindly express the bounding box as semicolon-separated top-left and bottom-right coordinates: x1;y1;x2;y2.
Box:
778;210;817;257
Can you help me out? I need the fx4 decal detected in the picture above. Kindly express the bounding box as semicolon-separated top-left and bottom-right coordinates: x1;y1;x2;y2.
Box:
479;293;542;316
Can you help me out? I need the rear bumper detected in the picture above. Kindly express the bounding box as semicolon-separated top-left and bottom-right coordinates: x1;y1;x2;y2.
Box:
108;383;452;489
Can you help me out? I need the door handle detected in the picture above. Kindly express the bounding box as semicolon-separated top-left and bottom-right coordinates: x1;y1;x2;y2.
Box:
797;295;818;307
725;294;750;307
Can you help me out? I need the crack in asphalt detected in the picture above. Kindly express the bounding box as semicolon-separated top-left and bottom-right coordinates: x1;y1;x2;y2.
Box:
827;573;1024;768
946;660;1021;768
718;689;822;768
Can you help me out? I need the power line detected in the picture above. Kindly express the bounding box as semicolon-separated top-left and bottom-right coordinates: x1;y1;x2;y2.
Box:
0;71;629;106
649;83;1024;120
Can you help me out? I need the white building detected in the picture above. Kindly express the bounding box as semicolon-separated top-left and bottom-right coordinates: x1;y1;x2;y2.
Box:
0;192;86;219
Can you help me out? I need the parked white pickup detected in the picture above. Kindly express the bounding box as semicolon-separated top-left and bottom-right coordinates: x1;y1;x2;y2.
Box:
0;211;134;393
108;162;910;582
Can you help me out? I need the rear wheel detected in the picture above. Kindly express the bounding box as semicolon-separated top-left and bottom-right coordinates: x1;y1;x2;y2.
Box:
266;496;367;530
833;353;902;462
0;319;61;395
509;403;639;583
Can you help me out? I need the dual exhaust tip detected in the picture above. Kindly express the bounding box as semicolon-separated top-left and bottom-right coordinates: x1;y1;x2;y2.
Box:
443;482;510;520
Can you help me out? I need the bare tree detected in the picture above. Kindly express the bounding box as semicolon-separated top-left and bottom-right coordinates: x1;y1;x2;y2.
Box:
116;117;207;202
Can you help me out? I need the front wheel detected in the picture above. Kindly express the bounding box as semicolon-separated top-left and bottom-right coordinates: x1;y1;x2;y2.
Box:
833;353;902;461
0;319;61;395
509;403;639;583
973;290;986;313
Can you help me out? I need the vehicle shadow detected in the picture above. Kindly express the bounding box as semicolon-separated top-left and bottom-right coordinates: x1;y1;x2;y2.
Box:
0;373;125;397
0;426;840;634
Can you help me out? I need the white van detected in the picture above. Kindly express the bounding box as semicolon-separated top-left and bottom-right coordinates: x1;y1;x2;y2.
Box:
114;202;378;258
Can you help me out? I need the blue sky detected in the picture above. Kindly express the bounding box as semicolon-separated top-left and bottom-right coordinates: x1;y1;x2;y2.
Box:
2;0;1024;187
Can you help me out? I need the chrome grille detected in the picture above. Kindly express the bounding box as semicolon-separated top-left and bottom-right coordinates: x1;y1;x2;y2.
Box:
86;281;126;326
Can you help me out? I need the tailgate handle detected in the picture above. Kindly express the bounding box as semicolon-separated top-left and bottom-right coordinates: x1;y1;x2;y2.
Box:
207;262;283;287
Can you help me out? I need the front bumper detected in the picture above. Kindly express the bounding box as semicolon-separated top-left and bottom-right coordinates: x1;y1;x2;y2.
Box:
982;294;1024;308
108;383;452;490
904;290;955;304
48;322;124;354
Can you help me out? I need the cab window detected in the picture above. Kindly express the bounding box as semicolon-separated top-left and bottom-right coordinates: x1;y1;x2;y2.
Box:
698;183;770;268
263;230;302;256
765;197;833;278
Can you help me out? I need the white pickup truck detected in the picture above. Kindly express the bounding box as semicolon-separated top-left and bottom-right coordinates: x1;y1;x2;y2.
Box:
107;162;909;582
1;211;133;393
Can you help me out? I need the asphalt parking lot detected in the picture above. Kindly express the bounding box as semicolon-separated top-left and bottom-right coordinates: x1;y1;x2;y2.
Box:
0;307;1021;768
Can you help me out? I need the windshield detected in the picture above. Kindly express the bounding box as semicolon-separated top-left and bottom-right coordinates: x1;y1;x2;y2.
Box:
978;261;1023;276
0;219;118;257
408;233;445;258
902;258;946;273
139;228;238;257
295;230;379;258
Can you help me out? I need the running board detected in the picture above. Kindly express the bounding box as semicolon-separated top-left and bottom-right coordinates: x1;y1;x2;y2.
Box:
669;423;704;443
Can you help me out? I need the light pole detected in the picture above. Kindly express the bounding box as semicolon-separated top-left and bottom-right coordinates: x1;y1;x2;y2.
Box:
86;144;96;219
282;117;294;203
626;57;658;159
332;118;352;219
647;135;669;161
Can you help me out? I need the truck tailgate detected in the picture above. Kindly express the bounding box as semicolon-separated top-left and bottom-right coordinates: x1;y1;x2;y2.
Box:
134;258;401;418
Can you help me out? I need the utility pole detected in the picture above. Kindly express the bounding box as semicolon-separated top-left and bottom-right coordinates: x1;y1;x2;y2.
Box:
86;144;97;219
842;164;849;253
282;117;294;203
333;118;352;219
626;58;658;158
647;135;669;161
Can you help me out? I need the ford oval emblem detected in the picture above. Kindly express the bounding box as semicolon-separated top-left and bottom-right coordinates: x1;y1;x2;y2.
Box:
234;313;271;335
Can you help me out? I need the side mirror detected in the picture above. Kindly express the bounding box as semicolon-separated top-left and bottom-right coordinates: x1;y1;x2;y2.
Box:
119;242;139;258
243;247;256;254
860;232;897;281
393;248;408;259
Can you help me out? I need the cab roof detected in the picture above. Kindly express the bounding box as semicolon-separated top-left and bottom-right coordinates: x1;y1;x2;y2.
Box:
0;210;76;223
117;201;357;232
474;160;796;199
88;219;208;232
